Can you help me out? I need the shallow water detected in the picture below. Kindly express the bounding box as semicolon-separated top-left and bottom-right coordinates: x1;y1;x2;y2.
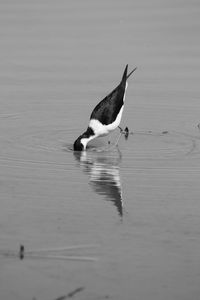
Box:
1;0;200;299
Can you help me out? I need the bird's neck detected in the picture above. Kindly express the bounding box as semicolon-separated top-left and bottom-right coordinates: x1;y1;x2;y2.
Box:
80;127;96;149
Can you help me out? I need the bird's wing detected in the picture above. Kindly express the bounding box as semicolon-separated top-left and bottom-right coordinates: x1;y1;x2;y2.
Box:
90;84;125;125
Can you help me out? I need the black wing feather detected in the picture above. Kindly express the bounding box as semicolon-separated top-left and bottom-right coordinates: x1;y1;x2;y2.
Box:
90;84;125;125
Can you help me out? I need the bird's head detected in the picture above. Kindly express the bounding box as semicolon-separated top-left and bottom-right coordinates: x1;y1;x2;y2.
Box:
73;135;85;151
73;127;95;151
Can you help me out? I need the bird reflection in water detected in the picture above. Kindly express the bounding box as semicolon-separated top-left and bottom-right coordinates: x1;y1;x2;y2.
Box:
73;149;123;217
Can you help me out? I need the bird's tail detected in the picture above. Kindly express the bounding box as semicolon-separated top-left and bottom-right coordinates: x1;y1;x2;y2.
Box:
127;66;137;79
121;64;128;83
121;65;137;84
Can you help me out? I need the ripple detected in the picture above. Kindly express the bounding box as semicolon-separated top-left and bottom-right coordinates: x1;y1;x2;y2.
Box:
123;130;200;160
13;128;70;153
3;125;200;162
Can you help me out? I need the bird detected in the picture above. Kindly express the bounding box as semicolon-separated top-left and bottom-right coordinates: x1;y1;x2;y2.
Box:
73;64;137;151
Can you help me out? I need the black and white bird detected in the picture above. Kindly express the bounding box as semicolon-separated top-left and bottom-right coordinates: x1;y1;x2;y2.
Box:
73;64;137;151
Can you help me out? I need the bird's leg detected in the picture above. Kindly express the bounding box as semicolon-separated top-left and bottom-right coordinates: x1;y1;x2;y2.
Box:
118;126;129;136
118;126;124;133
114;130;123;147
108;126;130;150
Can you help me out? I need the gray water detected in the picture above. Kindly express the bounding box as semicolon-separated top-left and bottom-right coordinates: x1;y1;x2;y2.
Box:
1;1;200;299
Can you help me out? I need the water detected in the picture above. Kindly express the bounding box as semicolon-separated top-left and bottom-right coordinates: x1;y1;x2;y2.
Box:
0;0;200;299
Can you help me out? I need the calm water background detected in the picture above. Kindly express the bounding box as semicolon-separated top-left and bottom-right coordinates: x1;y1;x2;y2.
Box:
0;1;200;299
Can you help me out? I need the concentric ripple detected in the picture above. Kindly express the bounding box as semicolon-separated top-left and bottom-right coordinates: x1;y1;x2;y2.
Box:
122;130;200;160
2;126;200;161
13;128;71;153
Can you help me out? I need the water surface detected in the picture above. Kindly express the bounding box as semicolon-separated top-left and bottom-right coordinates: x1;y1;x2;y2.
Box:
0;1;200;299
